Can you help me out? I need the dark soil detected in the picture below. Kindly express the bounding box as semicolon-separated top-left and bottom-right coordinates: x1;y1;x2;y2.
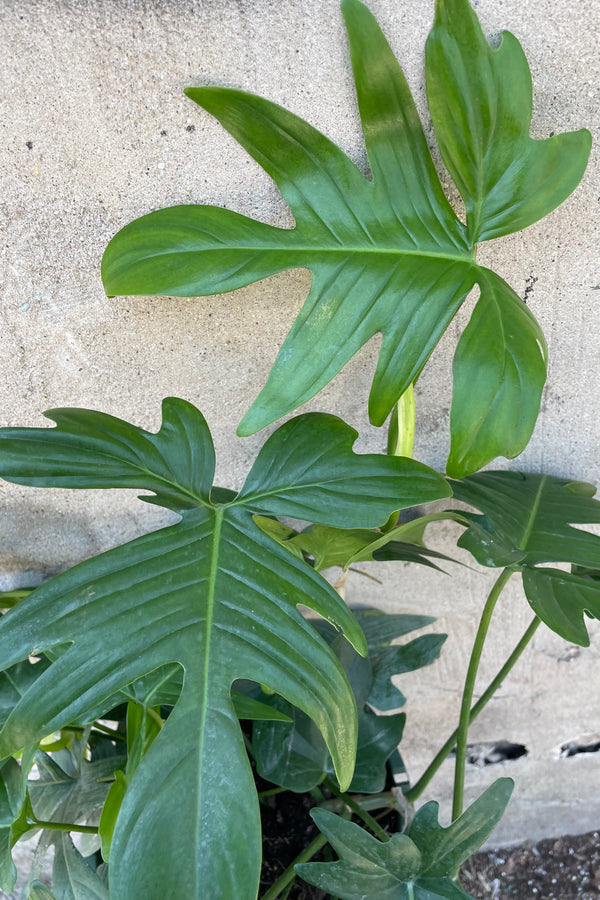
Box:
259;779;600;899
259;783;327;899
461;831;600;899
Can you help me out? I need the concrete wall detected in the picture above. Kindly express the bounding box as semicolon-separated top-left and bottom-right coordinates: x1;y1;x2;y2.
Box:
1;0;599;844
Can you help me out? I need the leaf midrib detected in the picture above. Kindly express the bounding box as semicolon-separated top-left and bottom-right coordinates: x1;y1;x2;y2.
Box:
130;243;476;267
517;475;547;552
229;474;417;511
194;506;223;887
15;442;211;510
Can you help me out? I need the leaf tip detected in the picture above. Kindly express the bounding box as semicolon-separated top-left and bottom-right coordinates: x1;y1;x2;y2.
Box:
237;405;271;438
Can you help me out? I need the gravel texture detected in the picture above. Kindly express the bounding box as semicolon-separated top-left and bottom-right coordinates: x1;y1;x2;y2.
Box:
461;831;600;899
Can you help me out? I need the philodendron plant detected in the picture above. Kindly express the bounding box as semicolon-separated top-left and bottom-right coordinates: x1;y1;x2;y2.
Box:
0;0;592;898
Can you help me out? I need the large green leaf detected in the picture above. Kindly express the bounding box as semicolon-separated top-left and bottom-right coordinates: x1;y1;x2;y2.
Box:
297;779;512;898
452;472;600;644
101;0;589;475
0;399;449;900
447;270;547;477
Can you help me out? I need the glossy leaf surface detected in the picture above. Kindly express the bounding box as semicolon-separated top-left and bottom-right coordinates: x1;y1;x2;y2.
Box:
452;472;600;644
448;270;547;477
452;473;600;570
297;779;512;898
0;399;450;900
102;0;589;474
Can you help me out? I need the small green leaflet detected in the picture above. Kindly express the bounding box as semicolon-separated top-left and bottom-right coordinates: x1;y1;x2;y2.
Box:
0;399;449;900
101;0;589;476
0;757;30;891
29;746;122;830
255;511;461;573
29;884;59;900
452;472;600;645
522;569;600;647
253;610;446;792
49;834;109;900
297;778;513;899
0;659;50;731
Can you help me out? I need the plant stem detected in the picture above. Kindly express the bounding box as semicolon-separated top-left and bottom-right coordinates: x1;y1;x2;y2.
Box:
62;723;126;742
261;808;351;900
405;614;541;803
92;722;127;741
0;589;34;608
257;786;288;800
452;568;514;820
30;817;99;834
323;777;389;842
319;790;398;813
243;733;255;759
383;383;416;533
387;384;415;458
145;706;164;730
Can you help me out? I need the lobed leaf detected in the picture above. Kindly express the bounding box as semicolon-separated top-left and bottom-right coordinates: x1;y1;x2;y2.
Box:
236;413;451;525
0;398;214;511
29;747;122;830
452;473;600;569
407;778;513;877
447;270;547;478
0;401;450;900
102;0;589;474
368;634;447;711
522;568;600;647
297;779;512;898
452;472;600;644
254;610;443;792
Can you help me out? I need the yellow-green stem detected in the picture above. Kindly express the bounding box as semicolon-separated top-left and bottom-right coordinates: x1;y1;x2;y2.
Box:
387;384;415;458
0;589;34;609
323;777;389;842
30;817;99;834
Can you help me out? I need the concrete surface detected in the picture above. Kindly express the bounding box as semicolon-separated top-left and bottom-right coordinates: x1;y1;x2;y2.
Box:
1;0;599;852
